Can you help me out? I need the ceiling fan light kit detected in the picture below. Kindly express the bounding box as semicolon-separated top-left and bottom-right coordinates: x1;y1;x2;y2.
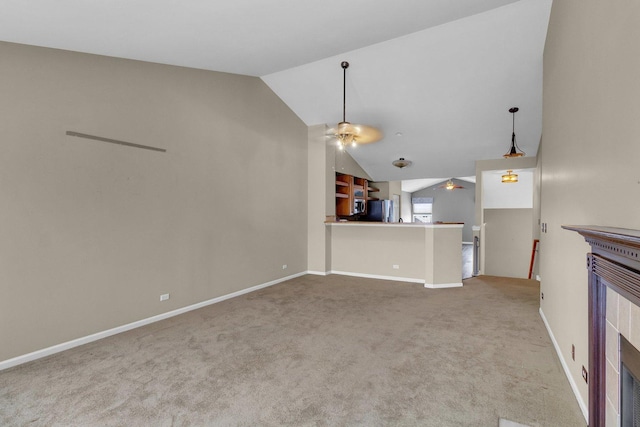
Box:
441;179;464;190
503;107;525;158
392;157;412;168
332;61;382;150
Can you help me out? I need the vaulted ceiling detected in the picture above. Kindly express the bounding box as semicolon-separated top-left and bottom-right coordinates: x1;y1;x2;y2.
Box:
0;0;551;183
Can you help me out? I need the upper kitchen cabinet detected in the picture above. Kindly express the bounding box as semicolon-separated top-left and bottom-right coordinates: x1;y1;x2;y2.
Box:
336;173;380;218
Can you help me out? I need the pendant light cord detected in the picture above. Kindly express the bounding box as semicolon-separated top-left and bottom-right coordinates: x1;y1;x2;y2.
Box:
342;62;348;123
511;108;525;155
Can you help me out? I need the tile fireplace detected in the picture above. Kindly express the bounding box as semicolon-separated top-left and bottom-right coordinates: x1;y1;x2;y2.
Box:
564;226;640;427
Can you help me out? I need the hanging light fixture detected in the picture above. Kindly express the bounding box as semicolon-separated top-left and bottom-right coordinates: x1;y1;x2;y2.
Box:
392;157;412;168
330;61;382;150
503;107;525;158
438;179;464;190
502;170;518;183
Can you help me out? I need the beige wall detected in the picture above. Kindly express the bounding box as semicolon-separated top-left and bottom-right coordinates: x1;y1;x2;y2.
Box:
540;0;640;411
329;223;462;286
426;226;463;286
330;224;426;281
307;124;333;274
483;208;533;279
0;42;308;362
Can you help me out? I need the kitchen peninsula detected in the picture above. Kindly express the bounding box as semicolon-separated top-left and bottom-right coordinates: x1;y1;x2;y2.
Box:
326;221;463;288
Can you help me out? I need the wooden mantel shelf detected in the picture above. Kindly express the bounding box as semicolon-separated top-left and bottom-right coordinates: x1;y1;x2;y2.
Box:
563;225;640;248
562;225;640;266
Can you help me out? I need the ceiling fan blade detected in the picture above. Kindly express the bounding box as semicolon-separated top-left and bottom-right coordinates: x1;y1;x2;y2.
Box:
350;123;383;144
327;122;383;145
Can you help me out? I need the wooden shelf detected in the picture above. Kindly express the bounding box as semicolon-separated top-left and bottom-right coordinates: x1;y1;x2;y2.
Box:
335;173;381;218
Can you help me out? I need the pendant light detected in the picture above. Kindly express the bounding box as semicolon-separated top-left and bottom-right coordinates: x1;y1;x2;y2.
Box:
392;157;412;168
331;61;382;150
502;170;518;183
503;107;525;158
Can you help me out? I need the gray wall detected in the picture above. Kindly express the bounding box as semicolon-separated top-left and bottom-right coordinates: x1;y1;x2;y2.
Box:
412;179;476;242
0;41;308;362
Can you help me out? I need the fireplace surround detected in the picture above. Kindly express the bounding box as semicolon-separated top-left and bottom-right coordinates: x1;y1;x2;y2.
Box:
620;335;640;426
564;226;640;427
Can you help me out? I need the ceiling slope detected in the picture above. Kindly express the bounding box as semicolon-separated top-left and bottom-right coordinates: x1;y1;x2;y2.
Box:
263;0;552;181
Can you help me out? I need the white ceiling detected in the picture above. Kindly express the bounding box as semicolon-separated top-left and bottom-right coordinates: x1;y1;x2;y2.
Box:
0;0;551;184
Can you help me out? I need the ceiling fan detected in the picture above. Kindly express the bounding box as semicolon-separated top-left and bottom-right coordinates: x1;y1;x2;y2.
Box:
438;179;465;191
327;61;382;150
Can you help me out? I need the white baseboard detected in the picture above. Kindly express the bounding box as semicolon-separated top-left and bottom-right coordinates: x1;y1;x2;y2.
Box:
424;282;463;289
539;307;589;422
329;270;424;284
306;270;328;276
0;271;308;371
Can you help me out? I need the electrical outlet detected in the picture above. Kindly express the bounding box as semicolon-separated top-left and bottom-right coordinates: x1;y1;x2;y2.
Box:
160;293;170;301
541;292;544;300
392;264;400;269
582;366;588;383
282;264;287;270
572;344;575;361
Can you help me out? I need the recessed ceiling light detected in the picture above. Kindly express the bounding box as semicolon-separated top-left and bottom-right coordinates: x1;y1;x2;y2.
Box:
395;132;403;137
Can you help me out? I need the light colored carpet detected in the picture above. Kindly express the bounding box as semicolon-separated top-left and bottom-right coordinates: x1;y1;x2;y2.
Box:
0;275;585;426
500;418;531;427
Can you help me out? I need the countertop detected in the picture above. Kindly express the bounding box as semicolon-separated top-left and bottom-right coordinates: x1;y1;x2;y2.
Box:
325;221;464;228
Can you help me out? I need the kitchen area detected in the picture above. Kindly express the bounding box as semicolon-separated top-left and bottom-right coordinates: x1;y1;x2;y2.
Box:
325;170;463;288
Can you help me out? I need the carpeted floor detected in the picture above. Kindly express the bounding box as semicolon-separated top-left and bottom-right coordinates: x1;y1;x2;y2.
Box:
0;275;585;426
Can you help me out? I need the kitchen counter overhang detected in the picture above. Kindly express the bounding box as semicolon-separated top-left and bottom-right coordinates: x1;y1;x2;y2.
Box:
325;222;463;288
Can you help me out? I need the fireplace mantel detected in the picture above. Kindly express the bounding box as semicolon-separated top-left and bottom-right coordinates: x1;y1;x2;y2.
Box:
563;225;640;427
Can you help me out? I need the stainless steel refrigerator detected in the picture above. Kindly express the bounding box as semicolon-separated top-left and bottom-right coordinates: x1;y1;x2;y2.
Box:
365;200;394;222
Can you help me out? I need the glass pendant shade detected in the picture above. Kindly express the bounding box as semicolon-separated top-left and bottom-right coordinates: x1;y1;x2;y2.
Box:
502;170;518;183
392;157;412;168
